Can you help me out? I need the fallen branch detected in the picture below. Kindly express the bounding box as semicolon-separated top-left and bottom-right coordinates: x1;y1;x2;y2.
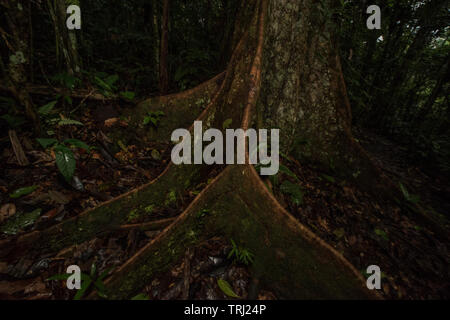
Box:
8;130;29;166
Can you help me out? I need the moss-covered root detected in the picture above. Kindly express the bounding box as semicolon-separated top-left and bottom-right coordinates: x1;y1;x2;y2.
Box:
103;165;378;300
0;163;204;260
109;72;225;146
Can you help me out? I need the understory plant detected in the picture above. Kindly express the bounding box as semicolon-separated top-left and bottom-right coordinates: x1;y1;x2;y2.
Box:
37;137;90;182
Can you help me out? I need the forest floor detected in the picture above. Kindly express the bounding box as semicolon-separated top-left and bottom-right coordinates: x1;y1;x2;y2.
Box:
0;100;448;300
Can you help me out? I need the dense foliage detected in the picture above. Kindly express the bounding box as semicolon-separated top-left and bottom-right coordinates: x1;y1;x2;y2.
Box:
1;0;448;175
338;0;449;175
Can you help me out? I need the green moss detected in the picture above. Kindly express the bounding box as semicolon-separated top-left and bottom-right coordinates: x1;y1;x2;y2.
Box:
127;209;139;222
164;190;177;207
144;205;155;214
103;166;373;300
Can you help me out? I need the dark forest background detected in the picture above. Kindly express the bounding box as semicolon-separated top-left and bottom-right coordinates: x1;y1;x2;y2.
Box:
1;0;448;177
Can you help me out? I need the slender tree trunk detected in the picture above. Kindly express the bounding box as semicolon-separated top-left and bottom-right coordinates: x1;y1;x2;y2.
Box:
415;56;449;126
47;0;82;75
159;0;169;95
1;0;40;133
152;0;160;89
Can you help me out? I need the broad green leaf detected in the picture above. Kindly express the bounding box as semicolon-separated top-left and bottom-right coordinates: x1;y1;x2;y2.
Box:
120;91;135;100
375;228;389;241
399;183;419;204
222;118;233;130
54;145;76;182
217;279;240;298
1;209;42;235
64;139;90;152
280;180;304;206
74;278;92;300
38;101;57;115
58;119;84;126
321;174;336;183
333;228;345;239
37;138;58;149
278;164;299;181
94;279;106;294
90;263;97;278
10;185;38;198
47;273;71;281
105;74;119;87
64;95;73;106
151;149;161;160
94;76;112;92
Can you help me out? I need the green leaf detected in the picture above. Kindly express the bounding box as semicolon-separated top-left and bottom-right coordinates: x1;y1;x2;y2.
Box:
90;263;97;278
37;138;58;149
10;185;38;198
64;139;90;152
399;183;419;204
399;183;409;199
105;74;119;87
374;228;389;241
222;118;233;130
38;101;58;115
1;209;42;235
119;91;135;101
58;119;84;126
151;149;161;160
217;279;240;298
321;174;336;183
74;278;92;300
131;293;150;300
278;164;299;181
64;95;73;106
333;228;345;239
280;180;304;206
94;279;106;294
54;145;76;182
94;76;112;92
47;273;71;281
97;268;112;281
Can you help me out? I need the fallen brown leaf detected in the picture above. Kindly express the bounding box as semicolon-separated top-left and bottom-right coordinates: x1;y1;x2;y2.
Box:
0;203;16;223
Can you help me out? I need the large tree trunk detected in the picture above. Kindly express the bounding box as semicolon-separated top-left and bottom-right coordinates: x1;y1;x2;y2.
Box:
0;0;407;299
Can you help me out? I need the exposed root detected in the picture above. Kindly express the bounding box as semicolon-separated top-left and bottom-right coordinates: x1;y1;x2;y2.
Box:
101;165;377;299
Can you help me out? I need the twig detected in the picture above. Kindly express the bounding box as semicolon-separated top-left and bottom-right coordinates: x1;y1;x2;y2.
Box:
182;248;193;300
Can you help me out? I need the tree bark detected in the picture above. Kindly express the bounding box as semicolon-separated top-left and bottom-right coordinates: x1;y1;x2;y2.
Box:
159;0;169;95
47;0;82;75
415;55;449;126
1;0;40;133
